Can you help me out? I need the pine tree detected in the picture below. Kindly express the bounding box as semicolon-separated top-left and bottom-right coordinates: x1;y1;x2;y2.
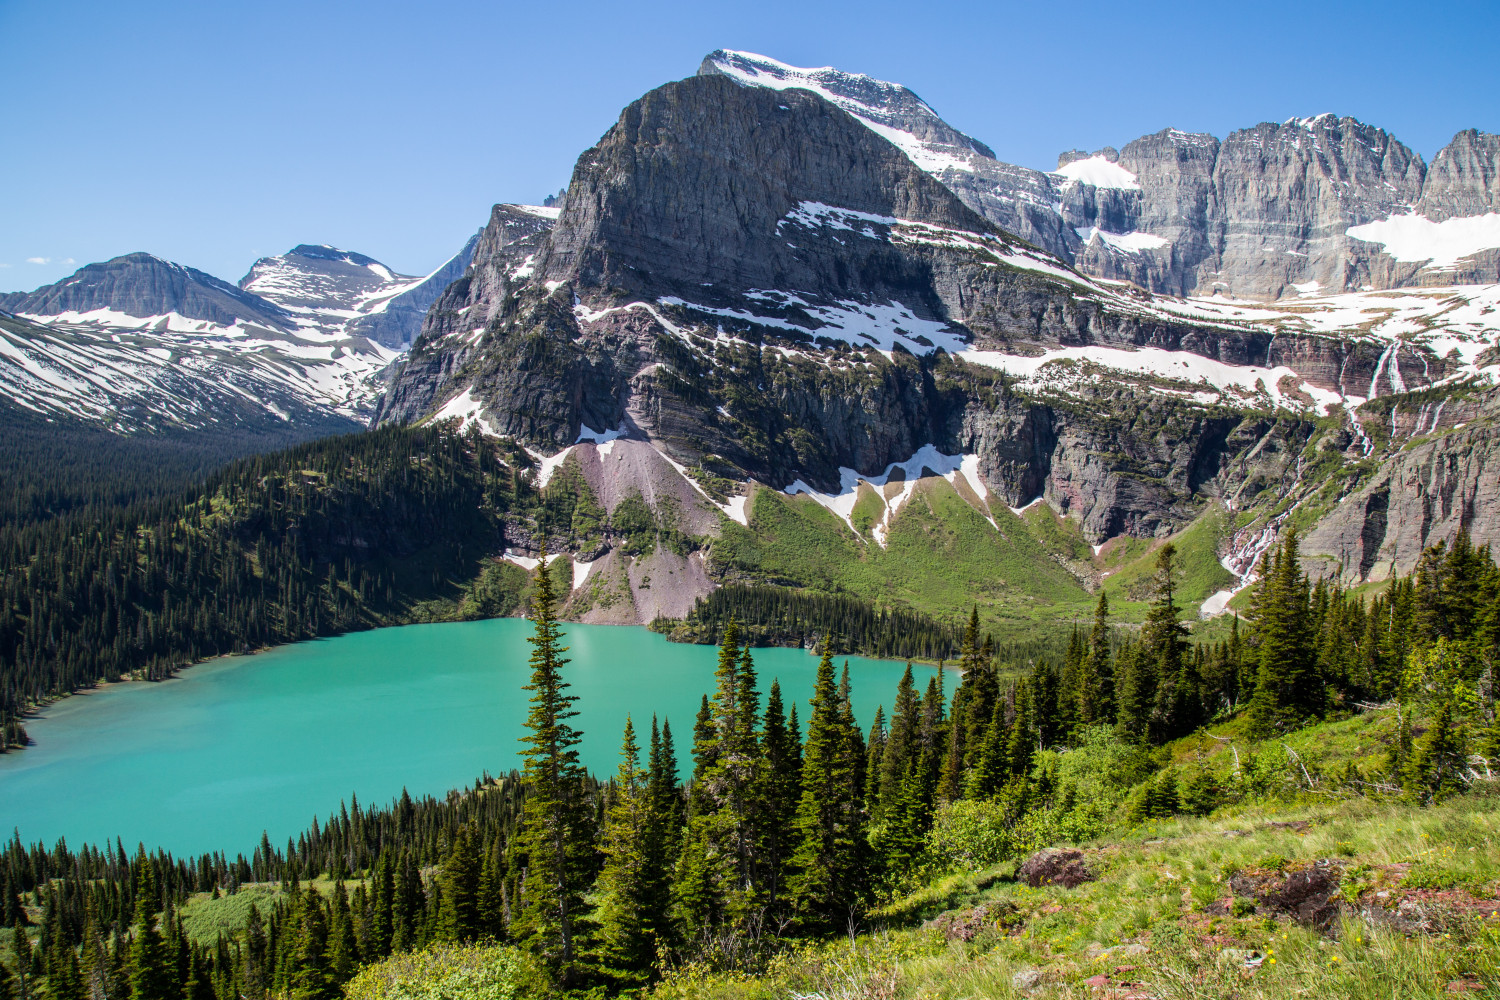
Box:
879;666;920;815
512;545;591;986
1114;639;1154;744
757;681;800;912
592;718;655;984
864;706;887;814
785;643;867;932
1141;543;1191;743
326;883;358;984
127;865;169;1000
289;893;331;1000
1078;591;1114;725
1404;699;1470;803
436;826;481;942
1248;528;1321;735
12;921;32;1000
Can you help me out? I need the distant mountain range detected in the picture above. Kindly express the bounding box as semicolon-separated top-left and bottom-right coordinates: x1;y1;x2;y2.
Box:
4;50;1497;621
700;51;1500;299
0;235;481;432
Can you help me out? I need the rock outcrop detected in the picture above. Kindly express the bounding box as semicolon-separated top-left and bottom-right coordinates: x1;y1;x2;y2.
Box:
705;52;1500;300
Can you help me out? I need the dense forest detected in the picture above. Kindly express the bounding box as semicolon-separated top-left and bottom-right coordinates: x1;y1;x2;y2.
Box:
659;584;965;660
3;528;1498;999
0;425;522;749
0;423;1052;754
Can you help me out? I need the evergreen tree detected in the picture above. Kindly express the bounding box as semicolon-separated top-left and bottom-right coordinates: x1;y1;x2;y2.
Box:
1078;591;1114;725
512;547;591;986
1140;543;1191;743
592;718;654;984
289;893;331;1000
1248;528;1321;734
326;882;358;984
785;644;867;932
1114;639;1153;744
863;707;887;814
127;866;169;1000
436;826;481;942
12;921;31;1000
879;666;920;815
756;681;800;912
1404;699;1470;803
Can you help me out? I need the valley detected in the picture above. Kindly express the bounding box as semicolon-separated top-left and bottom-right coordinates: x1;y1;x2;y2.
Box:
2;36;1499;1000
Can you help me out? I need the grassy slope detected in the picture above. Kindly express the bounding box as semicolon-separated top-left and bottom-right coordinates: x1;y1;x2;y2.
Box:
655;708;1500;1000
707;481;1244;646
709;479;1094;642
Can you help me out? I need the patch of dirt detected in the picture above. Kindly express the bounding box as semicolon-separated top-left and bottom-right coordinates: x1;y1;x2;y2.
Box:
1020;849;1096;888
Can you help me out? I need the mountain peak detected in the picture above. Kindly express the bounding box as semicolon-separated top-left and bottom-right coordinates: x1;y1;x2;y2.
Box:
284;244;388;270
698;49;996;171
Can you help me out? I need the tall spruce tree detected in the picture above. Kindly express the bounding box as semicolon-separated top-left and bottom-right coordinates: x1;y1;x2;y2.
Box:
127;865;169;1000
1078;591;1114;725
436;826;481;942
1140;543;1191;743
592;718;655;984
785;643;867;932
757;681;800;911
1248;528;1321;734
512;545;591;986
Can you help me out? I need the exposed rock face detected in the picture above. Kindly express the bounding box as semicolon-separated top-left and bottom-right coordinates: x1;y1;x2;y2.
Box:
705;53;1500;300
1417;130;1500;221
1;253;292;328
1304;391;1500;581
373;58;1500;611
373;205;556;427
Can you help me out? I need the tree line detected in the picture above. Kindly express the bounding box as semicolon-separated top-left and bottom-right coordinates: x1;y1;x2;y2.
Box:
0;425;604;752
3;530;1498;998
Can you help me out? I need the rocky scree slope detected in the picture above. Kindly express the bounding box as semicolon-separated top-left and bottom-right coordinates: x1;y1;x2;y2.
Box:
376;70;1500;624
702;51;1500;301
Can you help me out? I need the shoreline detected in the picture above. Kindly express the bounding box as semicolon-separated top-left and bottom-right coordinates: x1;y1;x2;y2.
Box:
4;613;938;757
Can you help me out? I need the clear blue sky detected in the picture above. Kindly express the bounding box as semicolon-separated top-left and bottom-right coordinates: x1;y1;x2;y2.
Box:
3;0;1496;292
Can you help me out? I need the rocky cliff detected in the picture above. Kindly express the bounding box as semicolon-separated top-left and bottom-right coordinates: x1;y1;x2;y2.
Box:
704;52;1500;301
375;65;1500;623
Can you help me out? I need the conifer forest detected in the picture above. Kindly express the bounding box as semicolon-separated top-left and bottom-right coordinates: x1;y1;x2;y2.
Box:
4;522;1498;999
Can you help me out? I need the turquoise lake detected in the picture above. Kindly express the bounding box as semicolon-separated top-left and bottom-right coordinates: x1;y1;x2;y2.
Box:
0;620;940;857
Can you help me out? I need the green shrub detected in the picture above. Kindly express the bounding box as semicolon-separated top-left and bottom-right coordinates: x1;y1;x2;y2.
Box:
342;943;544;1000
925;798;1022;871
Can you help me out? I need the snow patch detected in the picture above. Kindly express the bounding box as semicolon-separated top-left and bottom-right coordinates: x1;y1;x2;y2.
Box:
513;204;562;219
659;293;967;357
959;344;1347;415
576;422;627;446
783;444;995;548
1093;230;1169;254
503;549;564;572
1053;155;1141;190
1347;213;1500;271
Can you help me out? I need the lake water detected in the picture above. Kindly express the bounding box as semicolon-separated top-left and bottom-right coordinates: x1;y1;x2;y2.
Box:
0;620;939;857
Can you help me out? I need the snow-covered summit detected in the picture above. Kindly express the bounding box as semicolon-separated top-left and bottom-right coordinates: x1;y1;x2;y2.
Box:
699;49;996;176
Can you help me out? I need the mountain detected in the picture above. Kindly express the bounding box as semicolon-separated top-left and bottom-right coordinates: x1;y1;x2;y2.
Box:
238;237;480;349
0;232;484;435
701;51;1500;300
375;56;1500;631
0;252;294;328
